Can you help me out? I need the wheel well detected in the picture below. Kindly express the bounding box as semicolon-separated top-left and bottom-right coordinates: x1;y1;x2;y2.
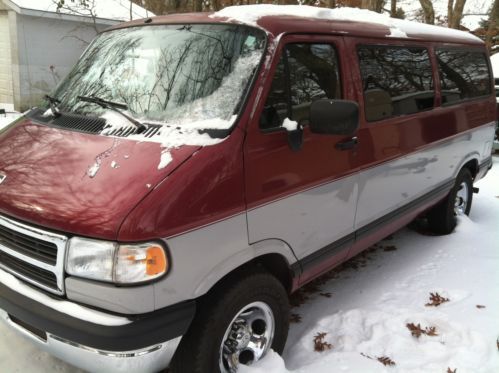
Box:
462;159;478;179
206;254;294;296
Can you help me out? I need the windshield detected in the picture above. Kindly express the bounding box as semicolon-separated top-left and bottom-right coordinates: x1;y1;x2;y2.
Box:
46;24;265;133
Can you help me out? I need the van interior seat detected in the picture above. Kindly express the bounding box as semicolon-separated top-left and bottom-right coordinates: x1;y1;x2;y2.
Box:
364;88;393;121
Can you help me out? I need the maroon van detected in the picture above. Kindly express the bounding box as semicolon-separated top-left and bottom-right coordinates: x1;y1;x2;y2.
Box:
0;5;495;373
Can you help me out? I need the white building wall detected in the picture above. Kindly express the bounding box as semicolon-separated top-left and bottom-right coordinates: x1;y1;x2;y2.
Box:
16;14;109;110
0;10;13;106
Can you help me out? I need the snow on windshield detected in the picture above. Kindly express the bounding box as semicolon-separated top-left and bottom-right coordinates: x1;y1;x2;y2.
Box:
99;48;261;170
48;24;265;171
212;5;481;42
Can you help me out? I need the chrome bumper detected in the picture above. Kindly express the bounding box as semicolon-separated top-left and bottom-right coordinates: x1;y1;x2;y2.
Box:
0;308;181;372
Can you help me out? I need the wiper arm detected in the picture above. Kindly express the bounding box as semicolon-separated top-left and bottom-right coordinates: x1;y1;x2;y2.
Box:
43;94;61;117
77;95;147;133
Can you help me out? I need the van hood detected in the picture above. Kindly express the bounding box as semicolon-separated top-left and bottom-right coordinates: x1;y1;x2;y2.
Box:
0;119;200;240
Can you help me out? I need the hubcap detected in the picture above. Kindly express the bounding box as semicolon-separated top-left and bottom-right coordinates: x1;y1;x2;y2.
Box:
454;181;469;215
219;301;275;373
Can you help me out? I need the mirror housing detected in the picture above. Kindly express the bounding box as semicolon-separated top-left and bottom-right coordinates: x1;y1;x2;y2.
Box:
309;99;359;136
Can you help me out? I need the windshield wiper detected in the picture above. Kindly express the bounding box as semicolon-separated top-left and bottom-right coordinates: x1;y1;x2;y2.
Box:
77;95;147;133
43;95;61;117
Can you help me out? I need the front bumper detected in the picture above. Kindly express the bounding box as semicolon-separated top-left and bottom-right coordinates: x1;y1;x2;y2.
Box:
0;268;195;372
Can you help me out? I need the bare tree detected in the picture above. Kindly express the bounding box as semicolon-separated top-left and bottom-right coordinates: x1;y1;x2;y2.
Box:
419;0;435;24
390;0;396;17
485;0;499;50
448;0;467;29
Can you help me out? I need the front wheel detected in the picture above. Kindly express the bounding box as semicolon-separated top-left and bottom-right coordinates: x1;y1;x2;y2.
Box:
169;269;290;373
427;168;473;234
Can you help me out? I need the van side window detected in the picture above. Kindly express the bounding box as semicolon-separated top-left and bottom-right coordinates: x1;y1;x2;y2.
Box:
260;43;341;130
436;49;492;104
358;46;434;122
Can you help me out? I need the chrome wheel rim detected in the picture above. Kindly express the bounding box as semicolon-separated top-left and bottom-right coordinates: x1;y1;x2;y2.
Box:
219;301;275;373
454;181;469;215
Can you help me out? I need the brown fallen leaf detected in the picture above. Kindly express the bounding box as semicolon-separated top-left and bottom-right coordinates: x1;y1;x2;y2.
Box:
289;313;302;323
425;326;439;337
407;323;439;338
425;292;450;307
407;323;425;338
377;356;396;366
476;305;486;309
447;368;457;373
313;332;333;352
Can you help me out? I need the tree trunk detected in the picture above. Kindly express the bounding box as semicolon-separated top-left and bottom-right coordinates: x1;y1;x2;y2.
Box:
194;0;203;12
449;0;467;29
419;0;435;25
327;0;337;8
447;0;454;27
391;0;397;17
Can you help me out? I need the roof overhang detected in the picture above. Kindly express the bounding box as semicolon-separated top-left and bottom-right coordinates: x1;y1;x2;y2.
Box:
2;0;121;25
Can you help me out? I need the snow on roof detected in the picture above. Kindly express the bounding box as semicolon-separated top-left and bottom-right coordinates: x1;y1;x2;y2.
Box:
212;5;481;43
490;53;499;79
7;0;151;21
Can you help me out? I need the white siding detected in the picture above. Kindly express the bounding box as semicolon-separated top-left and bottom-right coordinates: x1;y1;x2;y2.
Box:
16;14;109;110
0;11;13;105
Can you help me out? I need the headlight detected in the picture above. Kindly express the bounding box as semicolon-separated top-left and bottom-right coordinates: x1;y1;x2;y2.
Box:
66;237;168;284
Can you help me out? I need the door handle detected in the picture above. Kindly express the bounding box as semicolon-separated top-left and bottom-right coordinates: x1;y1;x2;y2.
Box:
335;136;358;151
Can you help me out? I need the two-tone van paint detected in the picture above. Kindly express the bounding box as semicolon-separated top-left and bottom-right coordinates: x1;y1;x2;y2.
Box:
0;6;495;373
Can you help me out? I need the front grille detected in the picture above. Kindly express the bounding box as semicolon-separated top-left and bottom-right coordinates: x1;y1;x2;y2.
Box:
0;251;57;290
0;215;68;295
0;224;58;264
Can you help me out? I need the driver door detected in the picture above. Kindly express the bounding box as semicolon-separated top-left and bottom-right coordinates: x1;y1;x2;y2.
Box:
244;35;360;283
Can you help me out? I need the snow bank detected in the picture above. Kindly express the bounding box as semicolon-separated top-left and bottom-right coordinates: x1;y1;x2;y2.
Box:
212;5;481;42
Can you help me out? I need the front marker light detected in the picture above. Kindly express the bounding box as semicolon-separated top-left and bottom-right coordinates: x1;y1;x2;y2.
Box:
66;237;117;282
66;238;168;284
115;243;168;284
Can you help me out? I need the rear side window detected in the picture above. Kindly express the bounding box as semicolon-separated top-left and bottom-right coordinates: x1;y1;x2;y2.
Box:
260;43;341;130
358;46;434;122
436;49;492;104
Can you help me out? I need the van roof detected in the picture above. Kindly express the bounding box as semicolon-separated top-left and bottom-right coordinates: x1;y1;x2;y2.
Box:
111;5;483;46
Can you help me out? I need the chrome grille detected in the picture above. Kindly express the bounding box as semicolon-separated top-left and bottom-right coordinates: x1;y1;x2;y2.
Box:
0;215;67;295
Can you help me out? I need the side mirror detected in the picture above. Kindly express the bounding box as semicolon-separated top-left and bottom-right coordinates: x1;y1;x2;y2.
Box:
309;99;359;136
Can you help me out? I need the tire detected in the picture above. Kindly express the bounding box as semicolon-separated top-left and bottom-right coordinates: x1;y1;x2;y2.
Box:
169;269;290;373
427;168;473;235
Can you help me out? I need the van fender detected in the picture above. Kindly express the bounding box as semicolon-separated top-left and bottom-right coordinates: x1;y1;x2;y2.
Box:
192;238;298;298
454;151;480;179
